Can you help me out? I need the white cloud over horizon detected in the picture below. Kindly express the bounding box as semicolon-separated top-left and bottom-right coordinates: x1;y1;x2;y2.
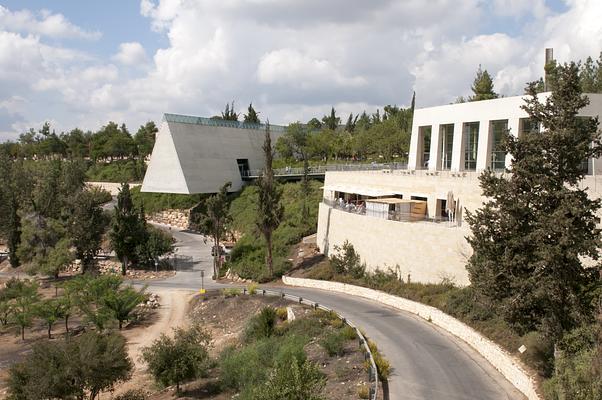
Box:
1;0;602;141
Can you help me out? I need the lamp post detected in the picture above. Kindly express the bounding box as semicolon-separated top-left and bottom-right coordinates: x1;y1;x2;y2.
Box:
154;258;158;273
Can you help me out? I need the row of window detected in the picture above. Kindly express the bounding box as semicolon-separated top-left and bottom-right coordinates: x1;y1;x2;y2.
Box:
417;118;540;171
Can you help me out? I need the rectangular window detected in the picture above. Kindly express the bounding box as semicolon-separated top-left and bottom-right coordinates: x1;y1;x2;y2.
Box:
419;126;431;169
519;118;539;136
463;122;479;170
440;124;454;170
490;120;508;171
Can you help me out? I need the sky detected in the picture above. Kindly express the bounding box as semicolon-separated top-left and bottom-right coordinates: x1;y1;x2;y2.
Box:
0;0;600;141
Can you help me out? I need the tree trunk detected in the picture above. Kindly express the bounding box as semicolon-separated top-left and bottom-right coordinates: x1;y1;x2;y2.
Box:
119;320;123;330
65;315;69;334
266;233;273;278
122;255;128;276
47;324;52;339
21;326;24;341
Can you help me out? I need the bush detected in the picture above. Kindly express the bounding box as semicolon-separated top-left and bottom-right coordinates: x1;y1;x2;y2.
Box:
219;340;276;390
276;307;288;321
340;325;357;341
330;241;365;279
247;282;258;295
8;331;132;400
245;357;326;400
320;331;345;357
244;307;277;342
141;325;211;394
357;384;370;399
222;288;242;298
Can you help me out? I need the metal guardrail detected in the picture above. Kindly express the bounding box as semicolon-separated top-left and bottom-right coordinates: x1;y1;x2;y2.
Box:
164;113;287;133
242;287;379;400
243;162;408;178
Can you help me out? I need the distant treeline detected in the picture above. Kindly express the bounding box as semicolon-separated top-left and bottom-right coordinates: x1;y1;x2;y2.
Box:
0;121;158;162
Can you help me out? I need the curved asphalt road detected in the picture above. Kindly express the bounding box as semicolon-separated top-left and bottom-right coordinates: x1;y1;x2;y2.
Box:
148;226;525;400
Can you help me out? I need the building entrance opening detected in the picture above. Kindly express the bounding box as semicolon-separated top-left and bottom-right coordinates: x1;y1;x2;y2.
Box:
237;159;250;177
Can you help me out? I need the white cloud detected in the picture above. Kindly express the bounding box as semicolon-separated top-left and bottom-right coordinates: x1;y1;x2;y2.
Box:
113;42;148;65
2;0;602;140
0;5;100;40
257;48;366;89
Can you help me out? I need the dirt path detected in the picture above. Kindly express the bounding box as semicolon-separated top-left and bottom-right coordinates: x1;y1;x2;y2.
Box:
102;288;196;398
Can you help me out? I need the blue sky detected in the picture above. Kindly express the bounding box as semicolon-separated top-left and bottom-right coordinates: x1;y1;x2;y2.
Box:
0;0;600;141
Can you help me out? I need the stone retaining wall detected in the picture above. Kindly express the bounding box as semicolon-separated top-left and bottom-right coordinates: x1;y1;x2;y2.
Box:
148;209;190;230
282;275;540;400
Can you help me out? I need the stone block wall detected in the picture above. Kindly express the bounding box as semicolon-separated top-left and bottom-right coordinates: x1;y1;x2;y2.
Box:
148;209;191;230
282;275;540;400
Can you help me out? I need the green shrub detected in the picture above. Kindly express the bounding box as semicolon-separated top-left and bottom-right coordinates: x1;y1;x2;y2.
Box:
244;357;326;400
247;282;259;295
330;241;365;278
357;384;370;399
320;331;345;357
244;307;277;342
276;307;288;321
340;325;357;341
219;343;267;390
222;288;242;298
141;325;211;394
274;335;308;366
286;316;323;338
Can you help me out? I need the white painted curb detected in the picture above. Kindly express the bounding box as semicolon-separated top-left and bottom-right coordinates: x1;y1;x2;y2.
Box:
282;276;540;400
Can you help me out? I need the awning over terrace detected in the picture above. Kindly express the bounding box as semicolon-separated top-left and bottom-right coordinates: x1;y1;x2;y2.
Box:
322;184;399;197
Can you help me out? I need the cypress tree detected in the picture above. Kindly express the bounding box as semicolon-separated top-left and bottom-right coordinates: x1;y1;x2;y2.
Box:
256;123;283;278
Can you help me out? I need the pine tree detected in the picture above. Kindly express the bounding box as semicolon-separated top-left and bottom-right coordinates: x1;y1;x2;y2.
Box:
469;65;498;101
466;62;602;343
256;123;283;278
243;103;260;124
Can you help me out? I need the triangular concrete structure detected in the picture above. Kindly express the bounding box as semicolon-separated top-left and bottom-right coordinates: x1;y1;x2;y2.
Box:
141;120;190;194
141;114;286;194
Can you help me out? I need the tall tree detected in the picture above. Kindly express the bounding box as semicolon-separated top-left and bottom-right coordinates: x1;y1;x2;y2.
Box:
469;65;498;101
134;121;158;159
196;182;232;278
110;184;144;275
410;91;416;112
221;101;239;121
322;107;340;130
466;62;602;344
69;188;109;273
256;124;283;278
243;103;260;124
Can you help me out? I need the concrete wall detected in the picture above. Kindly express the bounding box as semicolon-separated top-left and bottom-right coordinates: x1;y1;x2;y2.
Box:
408;92;602;173
282;275;541;400
318;202;472;285
317;170;602;285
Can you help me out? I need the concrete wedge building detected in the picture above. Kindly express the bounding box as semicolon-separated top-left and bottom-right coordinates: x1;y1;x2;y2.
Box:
141;113;286;194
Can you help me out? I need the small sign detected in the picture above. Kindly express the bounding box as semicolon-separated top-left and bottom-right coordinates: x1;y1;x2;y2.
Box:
199;289;206;294
518;345;527;354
